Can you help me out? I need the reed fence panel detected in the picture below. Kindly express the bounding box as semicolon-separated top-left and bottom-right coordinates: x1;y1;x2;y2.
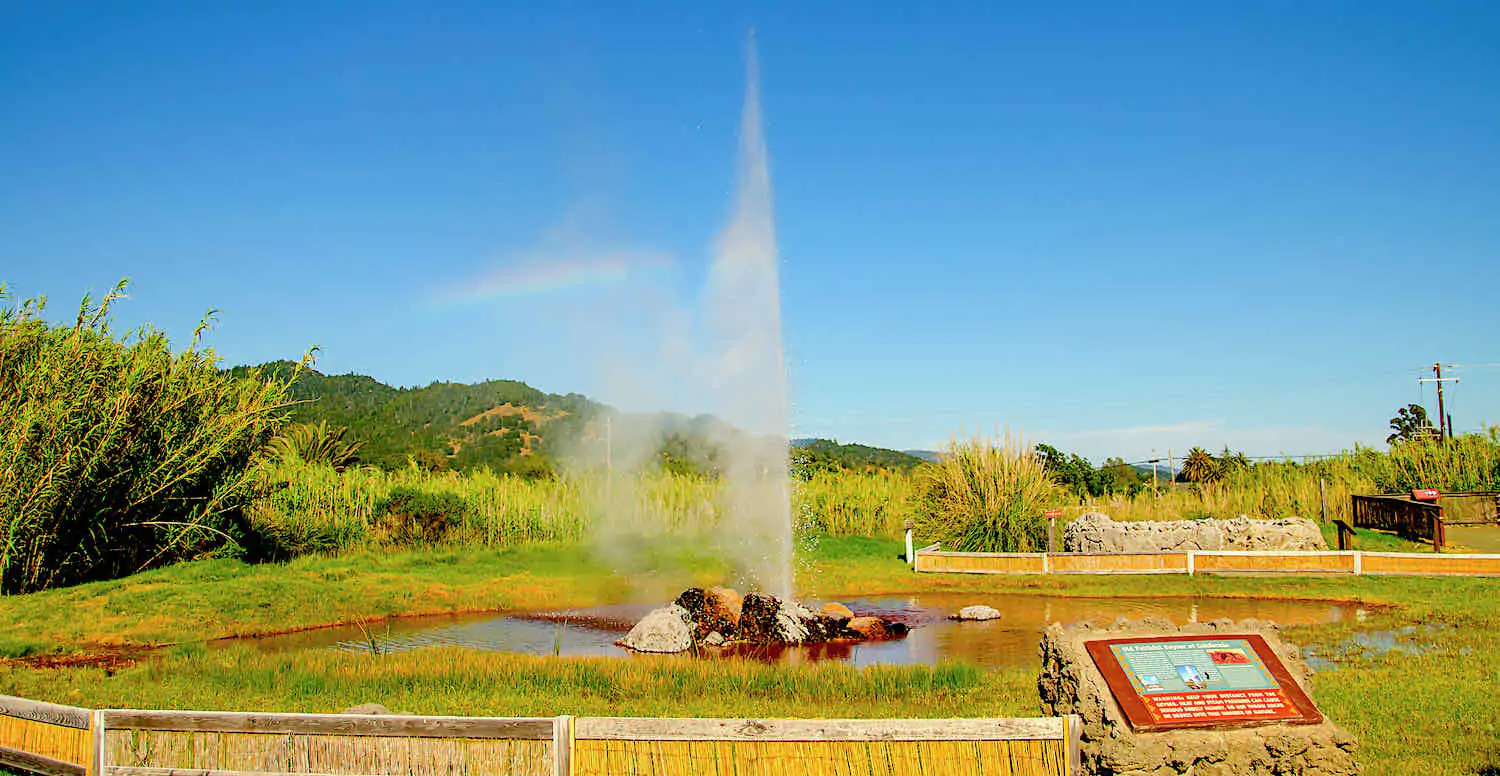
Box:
1359;552;1500;576
1191;552;1357;574
0;694;92;776
915;552;1047;575
570;717;1078;776
1047;553;1189;575
98;710;554;776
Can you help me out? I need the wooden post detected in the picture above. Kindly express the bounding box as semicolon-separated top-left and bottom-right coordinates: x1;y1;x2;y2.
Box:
91;710;105;776
1319;478;1328;523
553;715;572;776
1333;520;1355;551
1048;518;1057;554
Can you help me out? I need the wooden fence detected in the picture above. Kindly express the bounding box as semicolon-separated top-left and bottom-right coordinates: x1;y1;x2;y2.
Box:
1351;495;1445;547
0;695;1081;776
914;545;1500;577
0;695;93;776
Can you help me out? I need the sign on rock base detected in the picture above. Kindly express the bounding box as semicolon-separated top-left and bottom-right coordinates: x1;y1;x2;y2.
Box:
1038;619;1358;775
1086;634;1322;731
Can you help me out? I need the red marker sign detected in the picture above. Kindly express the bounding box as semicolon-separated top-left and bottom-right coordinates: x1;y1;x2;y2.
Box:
1044;509;1063;520
1411;489;1441;502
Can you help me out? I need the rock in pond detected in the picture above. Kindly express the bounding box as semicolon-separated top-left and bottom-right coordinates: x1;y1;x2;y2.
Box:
819;602;855;620
950;605;1002;621
619;604;693;653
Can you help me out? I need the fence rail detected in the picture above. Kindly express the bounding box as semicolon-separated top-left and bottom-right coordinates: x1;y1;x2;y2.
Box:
0;694;1080;776
915;547;1500;577
1351;495;1444;547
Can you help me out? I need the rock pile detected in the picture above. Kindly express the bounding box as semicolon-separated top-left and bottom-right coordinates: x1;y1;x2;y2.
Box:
619;587;909;654
1063;512;1327;554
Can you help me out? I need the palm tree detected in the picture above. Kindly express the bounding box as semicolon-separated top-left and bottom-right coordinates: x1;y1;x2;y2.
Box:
1180;447;1221;484
267;420;365;471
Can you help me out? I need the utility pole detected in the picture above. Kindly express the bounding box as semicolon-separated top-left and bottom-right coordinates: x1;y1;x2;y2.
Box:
1418;364;1460;441
1151;449;1158;491
1167;448;1174;487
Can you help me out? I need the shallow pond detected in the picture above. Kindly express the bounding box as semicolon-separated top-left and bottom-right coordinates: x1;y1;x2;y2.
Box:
228;593;1366;669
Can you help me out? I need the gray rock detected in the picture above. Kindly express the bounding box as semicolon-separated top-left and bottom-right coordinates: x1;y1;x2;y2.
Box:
619;604;693;653
1063;512;1327;554
951;605;1002;621
773;600;813;644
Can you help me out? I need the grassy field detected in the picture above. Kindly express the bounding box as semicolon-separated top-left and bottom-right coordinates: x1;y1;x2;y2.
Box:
1;537;1498;775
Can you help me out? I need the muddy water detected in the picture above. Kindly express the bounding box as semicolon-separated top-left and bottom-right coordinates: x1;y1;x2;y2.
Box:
228;593;1363;669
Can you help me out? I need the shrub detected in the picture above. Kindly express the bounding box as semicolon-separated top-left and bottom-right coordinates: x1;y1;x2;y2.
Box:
374;486;470;545
0;281;294;592
500;454;557;481
914;431;1058;552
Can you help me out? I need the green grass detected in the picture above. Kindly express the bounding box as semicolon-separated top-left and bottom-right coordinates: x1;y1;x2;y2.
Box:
3;538;1500;775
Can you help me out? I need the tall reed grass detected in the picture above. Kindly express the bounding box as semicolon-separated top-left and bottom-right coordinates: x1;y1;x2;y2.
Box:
913;432;1058;552
247;461;921;557
0;282;294;592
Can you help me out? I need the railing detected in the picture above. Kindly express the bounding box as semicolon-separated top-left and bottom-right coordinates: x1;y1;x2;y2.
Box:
0;694;1082;776
914;545;1500;577
1351;494;1445;547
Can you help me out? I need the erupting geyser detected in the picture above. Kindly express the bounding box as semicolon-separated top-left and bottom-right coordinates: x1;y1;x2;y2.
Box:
706;32;794;598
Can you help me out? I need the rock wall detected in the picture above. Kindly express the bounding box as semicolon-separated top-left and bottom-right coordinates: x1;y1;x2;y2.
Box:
1037;618;1359;775
1063;513;1327;554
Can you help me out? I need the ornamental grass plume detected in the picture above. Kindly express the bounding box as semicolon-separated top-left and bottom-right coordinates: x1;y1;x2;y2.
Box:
915;430;1058;552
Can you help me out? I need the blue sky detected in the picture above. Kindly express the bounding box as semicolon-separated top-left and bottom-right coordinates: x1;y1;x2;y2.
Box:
3;2;1497;461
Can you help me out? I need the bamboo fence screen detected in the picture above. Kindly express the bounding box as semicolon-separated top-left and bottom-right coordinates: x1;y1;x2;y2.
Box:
0;696;1081;776
915;547;1500;576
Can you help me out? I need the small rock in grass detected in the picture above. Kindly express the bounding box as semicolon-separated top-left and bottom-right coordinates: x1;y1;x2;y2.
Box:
951;605;1002;621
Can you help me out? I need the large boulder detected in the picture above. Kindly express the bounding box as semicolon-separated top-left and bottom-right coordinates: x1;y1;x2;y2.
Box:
1063;512;1327;554
619;604;693;653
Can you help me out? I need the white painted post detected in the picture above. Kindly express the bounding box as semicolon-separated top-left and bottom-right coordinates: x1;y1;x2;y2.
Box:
904;520;915;567
1353;552;1363;575
1187;551;1195;576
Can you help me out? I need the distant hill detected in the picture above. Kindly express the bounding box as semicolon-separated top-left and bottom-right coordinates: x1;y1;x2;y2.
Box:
238;362;936;476
238;361;603;471
904;449;942;463
792;438;928;474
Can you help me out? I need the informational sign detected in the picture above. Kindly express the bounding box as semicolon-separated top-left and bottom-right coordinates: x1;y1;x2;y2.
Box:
1043;509;1064;520
1085;634;1323;732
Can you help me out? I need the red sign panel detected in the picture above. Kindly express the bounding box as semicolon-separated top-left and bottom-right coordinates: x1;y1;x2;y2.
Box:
1411;489;1441;502
1085;634;1323;732
1043;509;1064;519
